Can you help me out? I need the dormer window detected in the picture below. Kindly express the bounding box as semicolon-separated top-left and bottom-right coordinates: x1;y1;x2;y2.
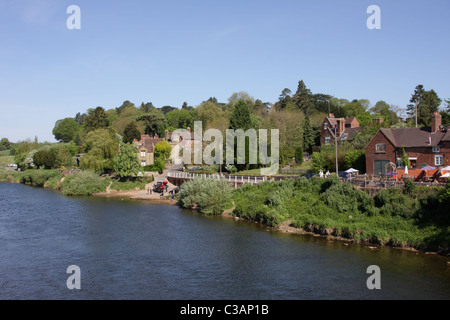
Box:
141;151;146;157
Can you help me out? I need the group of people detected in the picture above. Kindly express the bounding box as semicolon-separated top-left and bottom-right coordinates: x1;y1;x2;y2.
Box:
319;169;330;178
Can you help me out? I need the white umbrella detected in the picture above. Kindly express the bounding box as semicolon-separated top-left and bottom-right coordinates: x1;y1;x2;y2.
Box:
441;173;450;178
345;168;359;173
405;166;408;175
441;166;450;171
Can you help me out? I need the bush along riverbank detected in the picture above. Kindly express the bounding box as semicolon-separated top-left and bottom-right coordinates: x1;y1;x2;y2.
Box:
177;175;449;255
0;168;153;196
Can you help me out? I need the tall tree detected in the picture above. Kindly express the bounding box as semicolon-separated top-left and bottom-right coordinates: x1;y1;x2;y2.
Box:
292;80;314;113
123;122;141;144
0;138;11;151
116;100;135;114
160;106;177;116
407;85;441;127
302;113;315;153
52;118;80;142
229;99;252;131
74;112;87;125
113;143;140;178
84;107;110;132
136;110;166;137
140;102;155;113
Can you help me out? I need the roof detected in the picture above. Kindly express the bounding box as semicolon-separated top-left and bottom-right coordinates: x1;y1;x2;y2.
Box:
379;127;447;148
136;136;164;153
326;126;361;139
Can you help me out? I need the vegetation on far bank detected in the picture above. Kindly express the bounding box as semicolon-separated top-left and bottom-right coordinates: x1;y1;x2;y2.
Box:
0;168;154;196
176;175;449;254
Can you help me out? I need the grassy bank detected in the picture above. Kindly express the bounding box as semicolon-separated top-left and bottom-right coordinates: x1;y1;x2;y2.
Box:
232;175;449;253
177;175;449;254
0;168;155;196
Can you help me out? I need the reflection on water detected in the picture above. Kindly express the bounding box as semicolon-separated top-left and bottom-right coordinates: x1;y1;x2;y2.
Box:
0;182;448;300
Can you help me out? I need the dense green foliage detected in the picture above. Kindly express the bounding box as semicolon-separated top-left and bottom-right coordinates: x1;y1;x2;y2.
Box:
233;176;449;252
62;171;110;196
52;118;80;142
177;178;233;215
113;143;140;178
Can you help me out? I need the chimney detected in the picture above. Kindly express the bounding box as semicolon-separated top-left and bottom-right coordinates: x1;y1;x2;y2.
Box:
329;113;335;118
432;112;441;133
336;118;345;137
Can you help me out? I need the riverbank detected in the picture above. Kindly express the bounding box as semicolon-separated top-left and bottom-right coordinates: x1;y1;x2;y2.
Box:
1;168;448;257
92;188;178;205
177;176;450;257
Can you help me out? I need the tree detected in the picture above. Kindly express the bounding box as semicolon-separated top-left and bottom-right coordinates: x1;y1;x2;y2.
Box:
52;118;80;142
74;112;87;125
140;102;155;113
160;106;177;116
33;149;57;169
123;122;141;144
0;138;11;151
154;140;172;161
292;80;314;113
136;109;166;137
229;99;252;131
295;146;303;164
181;101;194;111
228;91;255;109
116;100;135;114
407;85;442;127
302;114;315;153
113;143;140;178
80;128;119;172
84;107;110;132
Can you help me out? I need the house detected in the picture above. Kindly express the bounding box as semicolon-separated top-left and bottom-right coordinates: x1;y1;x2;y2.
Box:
365;113;450;175
320;114;361;145
165;127;195;148
133;134;165;166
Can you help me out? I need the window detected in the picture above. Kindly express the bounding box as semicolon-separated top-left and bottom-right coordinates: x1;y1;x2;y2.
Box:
140;151;146;157
375;143;386;153
435;155;443;166
141;160;146;166
324;122;328;130
325;137;331;145
432;146;440;153
409;158;417;169
396;158;404;168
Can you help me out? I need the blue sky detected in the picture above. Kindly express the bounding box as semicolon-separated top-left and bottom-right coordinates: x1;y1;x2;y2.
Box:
1;0;449;142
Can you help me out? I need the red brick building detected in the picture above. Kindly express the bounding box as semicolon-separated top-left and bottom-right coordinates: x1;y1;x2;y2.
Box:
365;113;450;175
320;114;361;145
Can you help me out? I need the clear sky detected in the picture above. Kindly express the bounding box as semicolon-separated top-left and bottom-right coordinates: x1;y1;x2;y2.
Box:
1;0;449;142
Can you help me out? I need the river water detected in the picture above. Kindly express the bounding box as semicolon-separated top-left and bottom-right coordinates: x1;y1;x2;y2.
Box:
0;182;448;300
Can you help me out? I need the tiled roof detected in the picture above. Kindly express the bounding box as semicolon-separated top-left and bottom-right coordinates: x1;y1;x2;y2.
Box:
379;127;446;147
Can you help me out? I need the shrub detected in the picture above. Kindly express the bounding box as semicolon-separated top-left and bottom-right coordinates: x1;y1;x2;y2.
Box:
19;169;62;187
177;178;233;215
62;171;110;196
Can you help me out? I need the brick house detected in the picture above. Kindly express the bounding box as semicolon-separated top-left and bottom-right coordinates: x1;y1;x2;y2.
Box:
365;113;450;175
320;114;361;145
133;134;164;166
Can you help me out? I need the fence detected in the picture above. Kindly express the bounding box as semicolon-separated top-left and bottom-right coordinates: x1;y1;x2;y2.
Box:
167;171;269;187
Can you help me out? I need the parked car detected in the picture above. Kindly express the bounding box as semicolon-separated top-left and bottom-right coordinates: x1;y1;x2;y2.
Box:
153;182;164;193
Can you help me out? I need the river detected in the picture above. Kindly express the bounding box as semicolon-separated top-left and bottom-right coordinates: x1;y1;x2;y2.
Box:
0;182;448;300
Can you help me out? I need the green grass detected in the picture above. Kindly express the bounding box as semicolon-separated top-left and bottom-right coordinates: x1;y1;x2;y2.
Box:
0;155;14;167
110;176;154;191
0;150;11;156
232;176;449;252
